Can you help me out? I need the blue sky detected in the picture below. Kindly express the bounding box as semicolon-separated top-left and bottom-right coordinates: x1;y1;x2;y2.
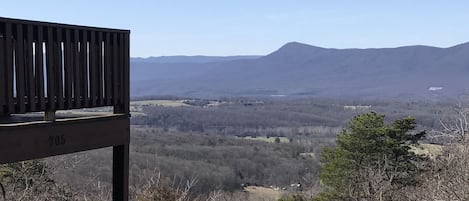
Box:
2;1;469;57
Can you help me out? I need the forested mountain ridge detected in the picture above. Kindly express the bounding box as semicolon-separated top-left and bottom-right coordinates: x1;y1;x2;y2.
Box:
131;42;469;100
131;55;261;64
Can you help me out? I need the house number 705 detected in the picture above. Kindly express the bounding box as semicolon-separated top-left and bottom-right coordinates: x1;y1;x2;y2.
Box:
48;135;66;147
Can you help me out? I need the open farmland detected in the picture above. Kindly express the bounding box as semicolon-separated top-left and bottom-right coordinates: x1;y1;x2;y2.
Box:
239;136;290;143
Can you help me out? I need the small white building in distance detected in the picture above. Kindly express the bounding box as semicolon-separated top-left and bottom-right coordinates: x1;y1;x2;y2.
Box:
428;87;444;91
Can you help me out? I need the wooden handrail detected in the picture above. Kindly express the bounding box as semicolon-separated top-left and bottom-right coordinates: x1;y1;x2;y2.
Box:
0;17;130;115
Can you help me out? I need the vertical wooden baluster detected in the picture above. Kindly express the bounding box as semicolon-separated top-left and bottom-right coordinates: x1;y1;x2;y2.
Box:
15;23;26;113
112;33;118;107
97;32;104;105
73;29;81;108
46;26;56;111
123;32;130;114
25;24;36;112
117;33;123;112
104;32;112;105
5;23;14;113
64;29;73;109
35;26;45;111
90;31;97;106
81;30;89;107
55;28;64;109
0;23;6;115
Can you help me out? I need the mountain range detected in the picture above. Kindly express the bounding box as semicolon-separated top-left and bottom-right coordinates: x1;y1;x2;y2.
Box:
131;42;469;100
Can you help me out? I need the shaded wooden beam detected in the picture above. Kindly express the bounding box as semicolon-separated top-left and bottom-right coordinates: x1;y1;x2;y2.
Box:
0;114;129;164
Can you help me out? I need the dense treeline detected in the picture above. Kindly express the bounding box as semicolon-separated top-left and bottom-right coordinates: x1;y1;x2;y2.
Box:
132;98;453;137
132;128;320;194
133;102;345;129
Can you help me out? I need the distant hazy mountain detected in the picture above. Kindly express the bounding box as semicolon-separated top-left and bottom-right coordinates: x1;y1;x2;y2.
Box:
131;55;261;63
131;42;469;100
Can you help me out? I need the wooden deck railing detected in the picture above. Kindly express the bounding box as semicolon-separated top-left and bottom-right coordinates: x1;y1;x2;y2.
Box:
0;17;131;201
0;17;130;115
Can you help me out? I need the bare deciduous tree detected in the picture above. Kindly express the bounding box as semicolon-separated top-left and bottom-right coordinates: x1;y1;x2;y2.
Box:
434;103;469;142
410;142;469;201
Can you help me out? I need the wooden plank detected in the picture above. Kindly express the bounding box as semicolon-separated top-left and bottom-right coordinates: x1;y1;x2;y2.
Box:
0;115;129;164
46;26;56;111
97;32;104;105
64;29;73;109
5;23;14;113
25;25;36;112
112;33;118;107
73;29;81;108
81;30;89;107
0;24;6;115
117;33;124;112
89;31;97;106
55;28;64;109
35;26;45;111
0;17;129;34
104;32;112;105
14;24;26;113
114;33;128;114
119;34;124;107
122;33;130;114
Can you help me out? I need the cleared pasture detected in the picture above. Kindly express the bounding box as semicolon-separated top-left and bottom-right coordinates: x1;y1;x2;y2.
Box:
239;136;290;143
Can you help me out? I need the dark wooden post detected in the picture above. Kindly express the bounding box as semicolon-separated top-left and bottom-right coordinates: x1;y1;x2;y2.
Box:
113;144;129;201
112;31;130;201
44;111;56;121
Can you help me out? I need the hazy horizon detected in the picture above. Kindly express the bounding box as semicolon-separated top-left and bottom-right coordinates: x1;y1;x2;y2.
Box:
2;1;469;57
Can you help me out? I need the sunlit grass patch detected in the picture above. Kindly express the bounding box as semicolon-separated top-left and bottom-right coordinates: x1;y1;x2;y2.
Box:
410;143;443;159
239;136;290;143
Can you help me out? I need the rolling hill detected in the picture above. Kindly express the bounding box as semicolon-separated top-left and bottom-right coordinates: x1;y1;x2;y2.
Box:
131;42;469;100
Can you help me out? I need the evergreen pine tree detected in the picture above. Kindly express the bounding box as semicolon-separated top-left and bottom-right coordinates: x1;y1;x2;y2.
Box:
315;112;426;201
